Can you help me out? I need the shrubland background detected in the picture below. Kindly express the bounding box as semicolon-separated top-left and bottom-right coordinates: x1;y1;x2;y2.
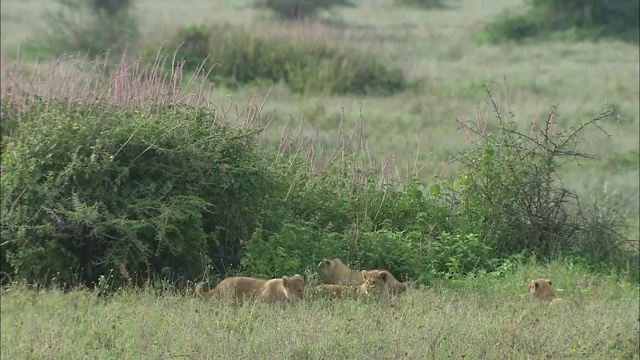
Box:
1;0;639;357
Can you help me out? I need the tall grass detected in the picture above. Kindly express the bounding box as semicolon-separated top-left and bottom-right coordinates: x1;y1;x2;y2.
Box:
1;263;638;359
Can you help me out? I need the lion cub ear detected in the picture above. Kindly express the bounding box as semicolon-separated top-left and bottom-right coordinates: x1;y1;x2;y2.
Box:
292;274;303;281
534;281;540;291
547;280;552;287
379;271;388;282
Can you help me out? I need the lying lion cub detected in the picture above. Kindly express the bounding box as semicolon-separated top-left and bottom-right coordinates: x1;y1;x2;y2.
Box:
358;270;409;296
358;270;391;300
196;274;304;303
527;278;578;309
260;274;305;303
320;258;364;285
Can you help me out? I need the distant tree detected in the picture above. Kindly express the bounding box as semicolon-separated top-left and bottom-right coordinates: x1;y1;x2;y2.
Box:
255;0;355;21
41;0;139;56
481;0;639;43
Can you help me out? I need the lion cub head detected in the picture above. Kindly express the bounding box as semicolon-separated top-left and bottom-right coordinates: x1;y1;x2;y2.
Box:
320;258;363;285
358;270;391;300
527;278;556;304
282;274;304;300
527;278;577;309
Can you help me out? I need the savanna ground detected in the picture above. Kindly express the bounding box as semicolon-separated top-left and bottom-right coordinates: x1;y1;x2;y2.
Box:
1;0;639;358
2;262;639;359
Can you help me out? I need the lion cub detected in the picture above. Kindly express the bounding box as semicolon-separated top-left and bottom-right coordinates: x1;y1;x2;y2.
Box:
358;270;408;296
260;274;305;303
320;258;364;285
314;284;344;299
527;278;578;309
358;270;391;300
196;274;304;304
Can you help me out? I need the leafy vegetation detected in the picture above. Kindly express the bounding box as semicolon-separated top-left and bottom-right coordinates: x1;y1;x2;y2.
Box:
394;0;449;8
255;0;355;20
33;0;139;57
147;24;409;96
1;56;636;289
480;0;640;43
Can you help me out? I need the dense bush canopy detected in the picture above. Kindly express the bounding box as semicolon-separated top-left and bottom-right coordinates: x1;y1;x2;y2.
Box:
1;83;635;288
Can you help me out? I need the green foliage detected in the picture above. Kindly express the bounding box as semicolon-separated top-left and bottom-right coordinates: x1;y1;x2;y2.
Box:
240;224;316;278
429;232;493;276
1;79;637;288
149;24;408;96
480;0;640;43
394;0;448;9
36;0;139;57
255;0;355;20
0;100;281;286
451;85;637;280
478;12;542;44
355;230;421;279
91;0;132;16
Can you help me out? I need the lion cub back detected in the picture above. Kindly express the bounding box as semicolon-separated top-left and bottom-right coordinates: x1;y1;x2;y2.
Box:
197;276;267;302
320;258;363;285
314;284;344;299
260;274;305;303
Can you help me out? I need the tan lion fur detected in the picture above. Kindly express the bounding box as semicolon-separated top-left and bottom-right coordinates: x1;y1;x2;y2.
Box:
315;284;344;298
527;278;578;309
357;269;407;296
259;274;305;303
376;270;408;295
358;270;391;300
195;274;304;304
320;258;364;285
196;276;267;302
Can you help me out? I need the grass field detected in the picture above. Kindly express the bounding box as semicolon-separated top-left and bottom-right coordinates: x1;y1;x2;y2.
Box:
2;263;639;359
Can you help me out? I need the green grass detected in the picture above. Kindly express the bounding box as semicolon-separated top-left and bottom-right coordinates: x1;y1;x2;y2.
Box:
2;263;639;359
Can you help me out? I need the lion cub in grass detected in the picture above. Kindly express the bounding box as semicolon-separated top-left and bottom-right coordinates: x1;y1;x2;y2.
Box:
314;284;345;299
320;258;409;298
320;258;364;285
196;274;304;304
260;275;305;303
527;278;578;309
358;269;409;298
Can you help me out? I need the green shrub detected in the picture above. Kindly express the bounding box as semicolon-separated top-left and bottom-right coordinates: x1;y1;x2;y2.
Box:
480;0;639;43
478;12;542;44
150;25;409;96
394;0;448;9
428;232;493;277
35;0;139;57
240;224;317;278
0;101;283;286
255;0;355;20
2;56;637;289
450;84;637;280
